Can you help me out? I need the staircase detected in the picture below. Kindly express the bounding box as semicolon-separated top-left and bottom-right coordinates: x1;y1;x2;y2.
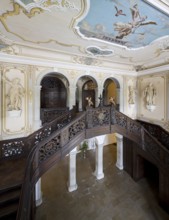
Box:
0;106;169;219
0;158;26;219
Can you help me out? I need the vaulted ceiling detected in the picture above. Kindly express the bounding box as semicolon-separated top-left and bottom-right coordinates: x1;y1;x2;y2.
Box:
0;0;169;70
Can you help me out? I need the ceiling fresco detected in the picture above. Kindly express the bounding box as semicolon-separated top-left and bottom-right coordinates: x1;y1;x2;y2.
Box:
77;0;169;48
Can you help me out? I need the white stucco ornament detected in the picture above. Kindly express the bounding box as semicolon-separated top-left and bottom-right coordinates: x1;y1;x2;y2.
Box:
144;83;156;112
146;104;156;112
3;76;25;116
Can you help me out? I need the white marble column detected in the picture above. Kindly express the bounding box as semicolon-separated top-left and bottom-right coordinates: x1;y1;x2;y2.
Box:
94;135;105;180
35;178;42;207
116;133;123;170
33;85;42;131
68;148;78;192
68;86;76;110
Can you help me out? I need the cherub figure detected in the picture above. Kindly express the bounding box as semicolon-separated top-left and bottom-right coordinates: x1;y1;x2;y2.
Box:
109;96;116;105
86;97;93;107
3;76;25;111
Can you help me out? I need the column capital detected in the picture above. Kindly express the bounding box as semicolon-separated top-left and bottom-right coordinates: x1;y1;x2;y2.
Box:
115;133;123;140
95;135;106;145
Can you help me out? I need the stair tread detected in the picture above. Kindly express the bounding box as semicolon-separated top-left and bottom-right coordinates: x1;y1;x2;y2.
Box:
0;188;20;205
0;157;26;192
0;203;18;218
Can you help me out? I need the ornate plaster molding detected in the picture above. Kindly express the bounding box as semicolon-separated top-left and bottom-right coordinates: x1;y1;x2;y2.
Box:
72;56;102;66
86;46;114;57
14;0;79;14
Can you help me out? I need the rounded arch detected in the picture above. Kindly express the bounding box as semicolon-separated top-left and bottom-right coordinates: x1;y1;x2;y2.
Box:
103;77;121;110
75;75;98;111
33;69;70;130
41;75;67;109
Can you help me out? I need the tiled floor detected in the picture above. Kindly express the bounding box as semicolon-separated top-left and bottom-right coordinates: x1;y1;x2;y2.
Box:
36;144;169;220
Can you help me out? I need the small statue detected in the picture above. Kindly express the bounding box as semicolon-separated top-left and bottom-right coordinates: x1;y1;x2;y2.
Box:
86;96;93;107
144;83;156;105
128;86;135;104
109;96;116;105
3;76;25;111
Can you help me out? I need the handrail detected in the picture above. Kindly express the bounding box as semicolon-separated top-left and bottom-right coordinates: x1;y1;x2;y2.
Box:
0;107;76;160
137;120;169;150
16;106;169;219
17;112;86;220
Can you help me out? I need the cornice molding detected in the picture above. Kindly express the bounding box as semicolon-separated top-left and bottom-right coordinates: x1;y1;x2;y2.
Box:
137;64;169;76
0;53;136;76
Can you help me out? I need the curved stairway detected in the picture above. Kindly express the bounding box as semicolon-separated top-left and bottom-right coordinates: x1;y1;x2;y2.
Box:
0;106;169;219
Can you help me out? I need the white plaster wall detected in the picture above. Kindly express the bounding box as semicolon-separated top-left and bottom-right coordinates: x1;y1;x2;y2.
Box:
1;64;29;139
104;134;116;145
138;75;166;123
0;56;131;140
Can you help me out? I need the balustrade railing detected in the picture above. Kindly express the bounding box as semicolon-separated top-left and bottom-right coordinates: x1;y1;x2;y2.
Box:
17;112;86;220
0;108;76;160
138;120;169;151
41;107;69;124
2;106;167;219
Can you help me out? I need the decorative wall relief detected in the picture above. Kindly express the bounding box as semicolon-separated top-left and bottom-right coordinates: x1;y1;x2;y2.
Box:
2;64;28;135
138;76;165;121
144;83;156;111
72;56;102;66
3;76;25;117
128;85;135;108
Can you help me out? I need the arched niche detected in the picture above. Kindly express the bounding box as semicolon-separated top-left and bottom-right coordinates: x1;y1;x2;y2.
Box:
41;74;68;108
40;73;69;124
103;78;120;110
76;76;98;111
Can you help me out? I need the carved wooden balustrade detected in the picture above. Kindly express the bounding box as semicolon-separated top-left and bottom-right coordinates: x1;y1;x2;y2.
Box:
137;120;169;151
14;105;169;220
41;107;69;124
0;108;76;161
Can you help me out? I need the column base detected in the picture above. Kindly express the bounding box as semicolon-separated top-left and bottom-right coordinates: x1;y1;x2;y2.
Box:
36;196;42;207
93;171;104;180
68;184;78;192
116;162;124;170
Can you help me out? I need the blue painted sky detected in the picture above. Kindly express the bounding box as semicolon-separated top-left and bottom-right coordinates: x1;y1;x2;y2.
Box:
78;0;169;48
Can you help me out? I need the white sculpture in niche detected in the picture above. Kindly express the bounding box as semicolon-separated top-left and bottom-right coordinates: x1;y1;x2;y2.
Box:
86;97;93;107
144;83;156;112
128;86;135;108
3;76;25;117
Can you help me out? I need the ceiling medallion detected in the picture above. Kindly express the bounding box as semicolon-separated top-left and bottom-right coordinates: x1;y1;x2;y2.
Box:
86;46;114;56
